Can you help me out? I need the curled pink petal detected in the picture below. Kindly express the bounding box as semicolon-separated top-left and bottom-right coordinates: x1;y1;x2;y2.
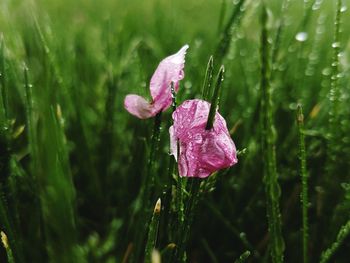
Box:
124;45;189;119
150;44;189;113
124;94;155;119
170;99;237;178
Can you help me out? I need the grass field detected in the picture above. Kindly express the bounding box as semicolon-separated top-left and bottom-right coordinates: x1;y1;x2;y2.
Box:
0;0;350;262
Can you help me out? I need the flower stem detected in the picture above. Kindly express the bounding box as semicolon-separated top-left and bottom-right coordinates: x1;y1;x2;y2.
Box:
320;220;350;263
260;5;284;263
297;104;309;263
144;198;161;263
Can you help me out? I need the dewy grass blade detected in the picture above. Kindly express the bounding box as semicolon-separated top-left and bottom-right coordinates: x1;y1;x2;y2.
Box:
297;105;309;263
24;65;39;171
260;5;285;263
234;250;251;263
144;198;161;263
0;35;8;119
201;56;214;101
1;231;14;263
206;65;224;130
215;0;246;64
328;0;342;150
320;220;350;263
133;111;162;262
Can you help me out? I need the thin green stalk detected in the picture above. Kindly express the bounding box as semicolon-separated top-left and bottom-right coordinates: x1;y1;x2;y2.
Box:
297;105;309;263
0;34;8;119
328;0;342;144
205;201;257;255
206;65;224;130
234;251;251;263
24;66;39;171
260;5;284;263
1;231;14;263
215;0;246;64
145;199;161;263
271;0;290;73
201;238;218;263
33;15;64;92
133;111;162;262
176;178;200;262
201;56;214;101
217;0;227;35
320;220;350;263
23;65;47;262
177;65;226;261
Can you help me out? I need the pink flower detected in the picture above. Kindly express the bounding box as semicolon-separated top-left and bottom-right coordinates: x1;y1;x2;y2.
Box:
124;45;189;119
169;99;237;178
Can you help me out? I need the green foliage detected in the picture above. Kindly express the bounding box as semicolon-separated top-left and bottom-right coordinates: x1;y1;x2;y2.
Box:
0;0;349;262
297;105;309;263
259;5;284;262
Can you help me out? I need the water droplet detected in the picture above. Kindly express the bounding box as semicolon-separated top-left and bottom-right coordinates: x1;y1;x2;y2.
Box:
312;0;323;10
316;27;325;35
295;32;308;42
341;6;347;12
331;62;338;67
305;69;314;76
193;134;202;144
332;42;340;48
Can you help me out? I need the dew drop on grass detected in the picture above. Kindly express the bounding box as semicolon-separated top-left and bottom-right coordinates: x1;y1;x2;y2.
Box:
332;42;340;48
341;5;347;12
322;68;332;76
312;0;323;10
305;69;314;76
295;32;308;42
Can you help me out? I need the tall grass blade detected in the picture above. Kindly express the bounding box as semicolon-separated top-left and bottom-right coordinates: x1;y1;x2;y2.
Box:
297;104;309;263
201;56;214;101
327;0;343;171
215;0;246;64
1;231;14;263
320;220;350;263
206;65;224;130
0;35;8;119
234;250;250;263
144;198;161;263
259;5;284;263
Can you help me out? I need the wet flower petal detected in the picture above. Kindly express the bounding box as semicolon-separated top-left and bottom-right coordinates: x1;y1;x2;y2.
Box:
170;99;237;178
124;94;155;119
124;45;189;119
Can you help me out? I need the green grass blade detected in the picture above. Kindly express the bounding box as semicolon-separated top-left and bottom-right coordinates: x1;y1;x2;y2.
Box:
320;220;350;263
234;250;250;263
1;231;15;263
259;5;284;263
327;0;343;159
144;198;161;263
297;105;309;263
206;65;224;130
0;34;7;119
215;0;246;64
201;56;214;101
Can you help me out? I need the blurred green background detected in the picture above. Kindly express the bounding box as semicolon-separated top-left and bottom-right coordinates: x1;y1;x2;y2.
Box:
0;0;350;262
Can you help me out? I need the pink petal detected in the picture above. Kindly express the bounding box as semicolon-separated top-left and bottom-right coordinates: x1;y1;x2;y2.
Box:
171;99;237;178
169;126;178;161
124;94;155;119
150;45;189;113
